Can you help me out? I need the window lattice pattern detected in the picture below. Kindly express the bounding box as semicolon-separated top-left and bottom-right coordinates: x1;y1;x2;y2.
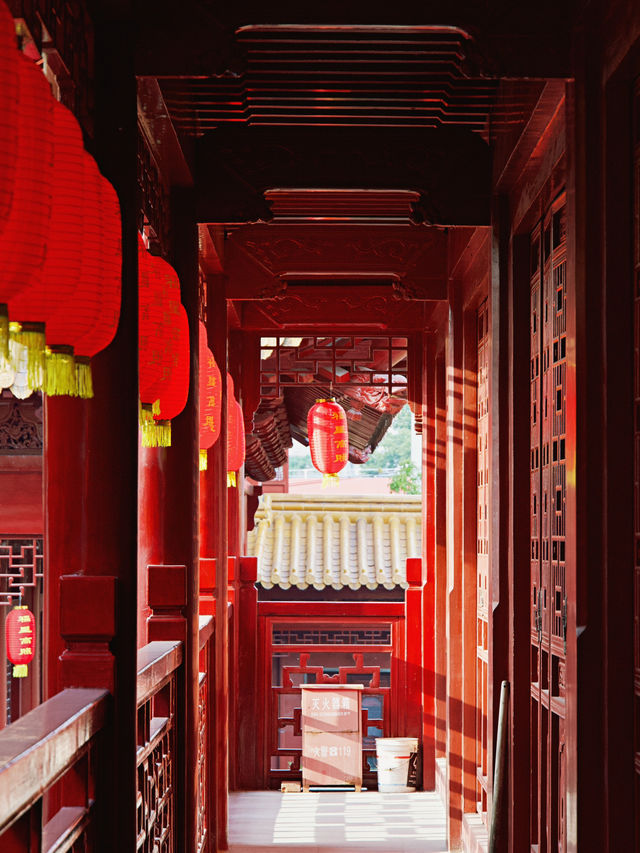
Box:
530;200;567;852
0;538;44;607
259;336;408;399
273;627;392;646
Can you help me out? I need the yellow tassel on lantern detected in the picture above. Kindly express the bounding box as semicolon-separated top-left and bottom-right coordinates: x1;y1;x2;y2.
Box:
227;471;237;487
322;473;340;489
45;346;78;397
155;419;171;447
12;664;28;678
10;321;45;390
75;356;94;399
0;304;8;360
200;449;208;471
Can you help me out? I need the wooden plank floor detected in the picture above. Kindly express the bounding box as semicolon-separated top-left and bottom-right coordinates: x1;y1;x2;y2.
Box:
228;790;448;852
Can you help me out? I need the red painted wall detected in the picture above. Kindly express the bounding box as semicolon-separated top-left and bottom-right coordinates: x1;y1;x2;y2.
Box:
0;456;43;534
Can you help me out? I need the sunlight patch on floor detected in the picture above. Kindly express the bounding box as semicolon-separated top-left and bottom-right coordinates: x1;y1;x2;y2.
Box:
229;790;449;851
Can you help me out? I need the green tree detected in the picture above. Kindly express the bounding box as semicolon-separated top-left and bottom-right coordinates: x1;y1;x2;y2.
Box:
389;460;421;495
361;403;413;471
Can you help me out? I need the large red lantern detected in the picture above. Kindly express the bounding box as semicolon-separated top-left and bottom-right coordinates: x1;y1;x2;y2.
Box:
199;321;221;471
226;373;245;487
307;398;349;486
48;155;122;398
2;54;54;384
10;96;81;392
0;0;18;246
5;605;36;678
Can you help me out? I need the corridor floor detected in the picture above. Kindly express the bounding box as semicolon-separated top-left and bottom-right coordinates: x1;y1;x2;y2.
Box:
228;790;449;852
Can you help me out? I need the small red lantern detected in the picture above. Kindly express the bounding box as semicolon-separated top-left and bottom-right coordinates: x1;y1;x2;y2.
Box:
5;605;36;678
226;373;245;487
307;398;349;486
199;321;221;471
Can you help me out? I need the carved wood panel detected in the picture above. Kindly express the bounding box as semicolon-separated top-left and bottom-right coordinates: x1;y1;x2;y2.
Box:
530;197;567;853
476;299;489;819
136;673;176;852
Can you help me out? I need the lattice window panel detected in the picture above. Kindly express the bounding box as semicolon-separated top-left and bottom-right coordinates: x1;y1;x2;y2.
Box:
476;300;490;819
137;130;170;257
633;75;640;850
530;198;567;852
259;336;408;399
273;626;392;646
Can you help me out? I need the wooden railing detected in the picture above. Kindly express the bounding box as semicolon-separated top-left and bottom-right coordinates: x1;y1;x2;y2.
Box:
136;639;182;852
197;615;214;853
0;687;109;852
0;616;215;852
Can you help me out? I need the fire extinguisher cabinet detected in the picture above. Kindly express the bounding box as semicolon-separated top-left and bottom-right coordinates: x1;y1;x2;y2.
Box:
301;684;363;791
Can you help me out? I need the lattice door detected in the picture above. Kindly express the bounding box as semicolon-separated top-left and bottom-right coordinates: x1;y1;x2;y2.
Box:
530;197;567;853
262;618;401;788
476;300;490;819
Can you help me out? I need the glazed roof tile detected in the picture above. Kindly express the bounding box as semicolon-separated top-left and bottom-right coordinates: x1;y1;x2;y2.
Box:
246;493;421;590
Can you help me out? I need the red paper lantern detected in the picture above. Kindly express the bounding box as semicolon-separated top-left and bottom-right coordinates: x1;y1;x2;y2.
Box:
10;97;83;396
307;398;349;485
138;235;165;410
1;54;54;382
227;373;245;486
0;0;18;239
155;302;190;423
50;156;122;397
5;605;35;678
199;321;221;470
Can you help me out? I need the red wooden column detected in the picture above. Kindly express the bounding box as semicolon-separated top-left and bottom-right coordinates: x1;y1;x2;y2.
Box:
446;284;465;848
138;447;166;646
405;557;424;753
421;333;436;790
461;307;479;821
160;188;200;853
205;273;229;850
506;227;533;851
434;348;448;769
44;6;139;847
236;556;258;789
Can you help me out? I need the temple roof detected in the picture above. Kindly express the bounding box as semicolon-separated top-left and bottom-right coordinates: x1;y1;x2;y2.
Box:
246;493;421;590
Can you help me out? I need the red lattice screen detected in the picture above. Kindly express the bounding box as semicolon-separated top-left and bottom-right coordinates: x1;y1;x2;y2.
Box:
476;300;489;819
530;198;567;852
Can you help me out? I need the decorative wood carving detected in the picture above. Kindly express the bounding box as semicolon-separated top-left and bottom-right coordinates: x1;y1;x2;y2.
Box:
0;394;43;454
224;225;447;301
242;290;428;332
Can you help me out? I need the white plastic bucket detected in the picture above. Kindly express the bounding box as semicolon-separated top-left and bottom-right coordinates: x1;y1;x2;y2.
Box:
375;737;419;792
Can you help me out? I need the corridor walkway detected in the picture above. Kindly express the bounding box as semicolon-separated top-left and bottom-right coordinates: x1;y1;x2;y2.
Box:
228;790;449;852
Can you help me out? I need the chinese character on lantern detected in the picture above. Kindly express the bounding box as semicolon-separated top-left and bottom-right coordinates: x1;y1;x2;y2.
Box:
6;605;35;678
307;399;349;487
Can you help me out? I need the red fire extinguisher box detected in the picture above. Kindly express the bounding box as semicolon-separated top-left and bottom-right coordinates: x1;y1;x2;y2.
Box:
301;684;363;791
